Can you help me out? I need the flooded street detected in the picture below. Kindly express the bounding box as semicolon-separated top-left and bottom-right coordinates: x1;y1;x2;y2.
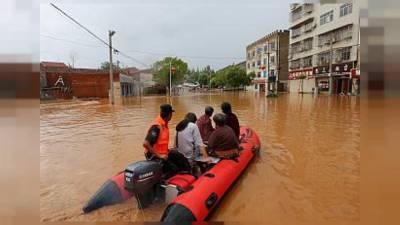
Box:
40;92;360;223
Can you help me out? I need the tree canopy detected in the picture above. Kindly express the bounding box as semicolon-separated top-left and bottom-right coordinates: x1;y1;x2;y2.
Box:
212;65;253;88
185;66;215;87
152;57;189;86
100;61;119;71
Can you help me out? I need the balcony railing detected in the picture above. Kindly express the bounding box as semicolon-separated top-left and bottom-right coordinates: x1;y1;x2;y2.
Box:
290;4;314;23
304;22;316;33
291;28;302;38
303;4;314;14
291;12;302;22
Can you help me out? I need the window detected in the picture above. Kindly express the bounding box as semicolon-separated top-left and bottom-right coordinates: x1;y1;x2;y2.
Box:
270;56;275;64
318;24;353;46
304;22;315;32
252;61;255;67
255;84;258;89
263;58;267;65
257;60;261;66
317;51;330;66
320;10;334;25
291;27;302;37
303;56;313;68
303;38;313;51
270;42;276;51
291;8;302;22
257;47;263;55
291;42;302;54
290;59;301;70
336;47;352;62
247;63;250;69
252;51;255;57
247;53;251;59
340;3;352;17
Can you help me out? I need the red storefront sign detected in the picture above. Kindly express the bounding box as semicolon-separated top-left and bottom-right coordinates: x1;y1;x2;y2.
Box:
289;68;313;80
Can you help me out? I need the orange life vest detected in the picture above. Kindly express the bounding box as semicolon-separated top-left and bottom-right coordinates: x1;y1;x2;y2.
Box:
151;115;169;155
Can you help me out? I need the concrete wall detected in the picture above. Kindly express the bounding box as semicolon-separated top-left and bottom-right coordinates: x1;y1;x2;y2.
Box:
288;78;315;93
140;72;155;88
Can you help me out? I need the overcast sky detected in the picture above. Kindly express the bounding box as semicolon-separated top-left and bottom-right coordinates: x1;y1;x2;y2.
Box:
40;0;295;70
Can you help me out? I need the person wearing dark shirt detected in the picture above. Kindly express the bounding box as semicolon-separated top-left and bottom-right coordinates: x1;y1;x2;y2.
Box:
196;106;215;142
221;102;240;138
207;113;240;159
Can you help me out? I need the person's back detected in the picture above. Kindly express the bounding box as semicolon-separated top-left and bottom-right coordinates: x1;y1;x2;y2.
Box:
207;113;240;158
175;113;208;168
221;102;240;138
176;122;203;161
224;112;240;138
196;106;215;142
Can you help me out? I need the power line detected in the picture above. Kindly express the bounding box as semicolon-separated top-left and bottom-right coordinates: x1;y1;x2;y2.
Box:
40;34;104;48
50;3;149;68
117;51;150;67
49;3;244;68
50;3;109;47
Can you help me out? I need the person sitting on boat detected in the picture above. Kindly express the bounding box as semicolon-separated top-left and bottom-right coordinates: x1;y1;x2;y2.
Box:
196;106;215;143
221;102;240;139
175;112;209;171
143;104;181;177
207;113;240;159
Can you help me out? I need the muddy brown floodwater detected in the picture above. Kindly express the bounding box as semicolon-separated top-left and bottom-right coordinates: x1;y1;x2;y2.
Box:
40;92;360;224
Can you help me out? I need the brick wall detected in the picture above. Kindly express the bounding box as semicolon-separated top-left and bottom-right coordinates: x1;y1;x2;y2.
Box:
45;72;119;99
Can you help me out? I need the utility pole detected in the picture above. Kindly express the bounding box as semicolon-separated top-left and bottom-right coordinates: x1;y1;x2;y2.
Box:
267;50;270;93
328;33;334;95
169;60;172;97
109;30;116;104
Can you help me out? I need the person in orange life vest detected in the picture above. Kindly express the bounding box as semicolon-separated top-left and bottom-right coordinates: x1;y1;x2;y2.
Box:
143;104;187;176
143;104;174;160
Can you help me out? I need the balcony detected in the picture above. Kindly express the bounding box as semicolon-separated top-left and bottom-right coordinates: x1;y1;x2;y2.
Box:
290;4;314;23
291;12;302;23
304;22;316;33
303;4;314;14
291;28;302;38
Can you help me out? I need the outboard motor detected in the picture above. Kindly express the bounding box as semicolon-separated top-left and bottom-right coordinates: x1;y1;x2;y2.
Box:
124;160;163;208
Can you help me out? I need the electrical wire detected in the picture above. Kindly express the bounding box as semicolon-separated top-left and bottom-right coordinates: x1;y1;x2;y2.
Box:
40;34;104;48
50;3;150;68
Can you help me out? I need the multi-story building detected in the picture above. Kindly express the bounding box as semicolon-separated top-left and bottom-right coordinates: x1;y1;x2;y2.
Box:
246;30;289;93
288;2;360;95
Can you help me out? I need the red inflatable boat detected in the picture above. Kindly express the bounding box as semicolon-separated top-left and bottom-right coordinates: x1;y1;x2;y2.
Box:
161;125;260;221
82;126;260;222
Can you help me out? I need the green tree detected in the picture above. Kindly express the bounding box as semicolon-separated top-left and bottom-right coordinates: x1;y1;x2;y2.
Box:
224;65;252;88
197;66;215;87
100;61;119;71
153;57;189;86
248;71;256;80
186;68;200;83
211;71;227;87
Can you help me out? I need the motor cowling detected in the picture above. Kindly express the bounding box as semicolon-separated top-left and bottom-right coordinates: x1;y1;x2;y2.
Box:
124;160;162;194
